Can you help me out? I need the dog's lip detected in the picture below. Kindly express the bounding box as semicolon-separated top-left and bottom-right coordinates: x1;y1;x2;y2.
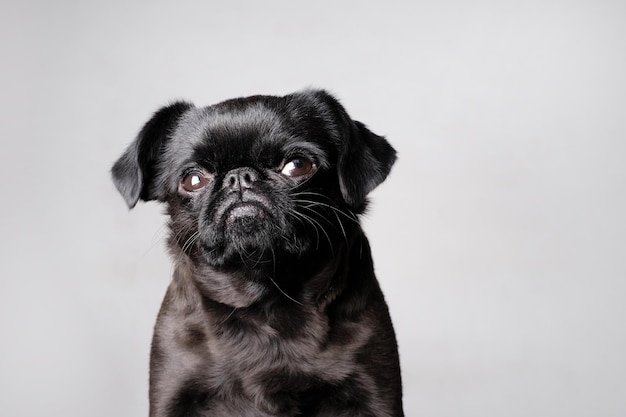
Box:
228;203;264;218
214;192;276;224
224;201;271;225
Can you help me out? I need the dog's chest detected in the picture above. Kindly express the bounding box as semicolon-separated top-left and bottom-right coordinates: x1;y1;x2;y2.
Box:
192;310;371;414
155;308;352;416
155;272;376;415
206;309;362;380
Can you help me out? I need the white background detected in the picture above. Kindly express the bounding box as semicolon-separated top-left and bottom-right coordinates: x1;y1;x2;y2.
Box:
1;1;625;416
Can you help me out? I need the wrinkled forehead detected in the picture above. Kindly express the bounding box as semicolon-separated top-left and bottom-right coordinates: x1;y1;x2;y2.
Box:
165;101;331;175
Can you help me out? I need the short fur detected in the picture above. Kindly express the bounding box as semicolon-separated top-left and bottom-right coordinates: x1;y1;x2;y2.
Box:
111;89;403;416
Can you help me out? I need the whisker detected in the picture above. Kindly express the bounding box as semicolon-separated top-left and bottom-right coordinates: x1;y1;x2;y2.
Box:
288;208;335;253
181;231;200;254
270;246;276;279
269;277;303;306
330;208;348;246
293;199;359;225
142;223;171;258
251;247;267;269
291;191;359;218
287;208;321;250
295;203;348;246
219;307;238;325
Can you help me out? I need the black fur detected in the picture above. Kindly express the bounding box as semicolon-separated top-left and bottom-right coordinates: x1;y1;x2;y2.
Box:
111;89;402;416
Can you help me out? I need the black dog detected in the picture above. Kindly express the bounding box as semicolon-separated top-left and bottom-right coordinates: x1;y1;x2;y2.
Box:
111;89;403;417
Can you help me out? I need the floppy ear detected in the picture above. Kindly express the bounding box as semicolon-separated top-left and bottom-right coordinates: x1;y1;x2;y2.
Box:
111;101;193;208
304;89;397;210
338;120;397;210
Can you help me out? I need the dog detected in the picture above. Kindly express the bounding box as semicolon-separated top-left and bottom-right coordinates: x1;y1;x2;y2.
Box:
111;89;403;417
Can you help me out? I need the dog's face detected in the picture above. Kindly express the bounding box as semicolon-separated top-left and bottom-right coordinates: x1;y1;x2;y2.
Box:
112;90;396;304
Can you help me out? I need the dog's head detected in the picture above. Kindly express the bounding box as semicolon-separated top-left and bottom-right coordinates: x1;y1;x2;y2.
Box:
112;90;395;303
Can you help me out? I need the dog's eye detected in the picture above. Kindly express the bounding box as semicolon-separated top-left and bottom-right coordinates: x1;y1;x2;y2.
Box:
181;172;210;192
281;158;314;177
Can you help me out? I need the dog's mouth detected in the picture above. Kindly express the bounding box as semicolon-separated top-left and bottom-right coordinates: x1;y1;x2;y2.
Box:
200;199;277;266
224;201;271;228
199;191;290;266
214;192;275;224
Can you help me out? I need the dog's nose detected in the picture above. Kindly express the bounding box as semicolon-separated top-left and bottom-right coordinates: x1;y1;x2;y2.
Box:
223;167;258;191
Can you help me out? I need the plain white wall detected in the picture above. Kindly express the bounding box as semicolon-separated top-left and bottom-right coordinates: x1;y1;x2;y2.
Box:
1;0;625;416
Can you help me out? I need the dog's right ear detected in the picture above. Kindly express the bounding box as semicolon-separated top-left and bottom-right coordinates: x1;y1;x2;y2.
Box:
111;102;193;209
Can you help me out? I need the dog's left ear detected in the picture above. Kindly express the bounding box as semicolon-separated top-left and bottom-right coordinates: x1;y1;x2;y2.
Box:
338;120;397;210
111;101;193;209
305;90;397;211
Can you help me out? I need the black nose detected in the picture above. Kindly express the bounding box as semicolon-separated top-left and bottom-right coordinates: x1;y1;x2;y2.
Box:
223;168;258;191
